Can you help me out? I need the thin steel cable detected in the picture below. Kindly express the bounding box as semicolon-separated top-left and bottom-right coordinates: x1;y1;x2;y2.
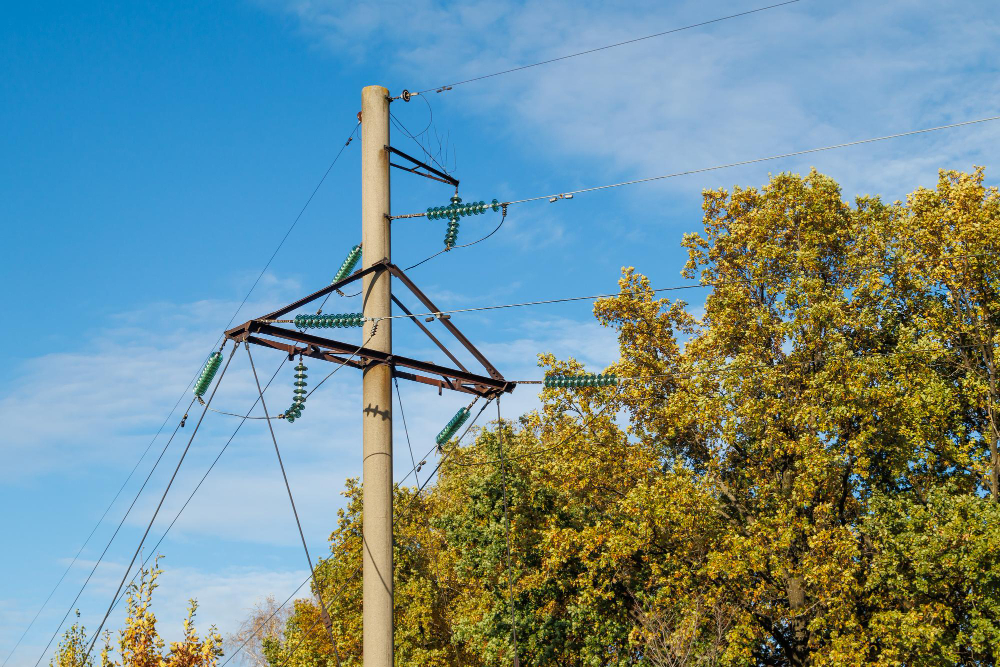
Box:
31;396;197;667
205;406;273;419
224;123;359;333
359;251;996;323
404;209;508;271
509;340;996;386
495;399;520;667
6;391;191;667
391;110;451;177
218;399;495;667
462;341;999;468
394;376;421;488
29;122;357;667
83;343;239;660
245;344;343;667
106;357;287;615
391;115;1000;219
413;1;801;95
305;334;375;399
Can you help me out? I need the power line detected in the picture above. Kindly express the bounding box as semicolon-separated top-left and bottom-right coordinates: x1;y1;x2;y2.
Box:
24;122;360;667
31;396;196;667
105;356;287;617
403;208;508;271
3;391;191;667
223;123;359;334
394;376;421;488
391;115;1000;219
410;1;802;96
217;399;495;667
245;344;343;667
83;344;239;660
263;251;989;325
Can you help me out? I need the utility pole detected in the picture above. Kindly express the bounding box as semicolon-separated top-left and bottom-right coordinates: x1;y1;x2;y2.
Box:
361;84;393;667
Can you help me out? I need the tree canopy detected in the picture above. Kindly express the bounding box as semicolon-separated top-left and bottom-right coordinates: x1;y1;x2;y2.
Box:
249;168;1000;665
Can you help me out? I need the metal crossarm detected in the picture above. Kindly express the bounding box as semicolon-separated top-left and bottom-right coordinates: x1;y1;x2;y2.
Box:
224;261;515;398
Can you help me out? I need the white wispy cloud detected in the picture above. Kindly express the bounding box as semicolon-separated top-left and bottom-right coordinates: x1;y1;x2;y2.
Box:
261;0;1000;203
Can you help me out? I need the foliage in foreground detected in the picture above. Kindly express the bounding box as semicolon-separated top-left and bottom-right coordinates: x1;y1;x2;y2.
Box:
52;560;223;667
259;169;1000;665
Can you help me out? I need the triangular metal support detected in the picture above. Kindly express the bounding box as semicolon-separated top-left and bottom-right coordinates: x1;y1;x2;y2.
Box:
224;260;515;398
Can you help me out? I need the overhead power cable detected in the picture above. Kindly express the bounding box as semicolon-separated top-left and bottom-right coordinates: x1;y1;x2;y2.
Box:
25;121;359;667
31;396;197;667
106;355;286;616
410;0;802;96
217;399;495;667
83;344;239;661
246;344;343;667
404;209;508;271
253;251;990;326
6;392;193;667
391;115;1000;220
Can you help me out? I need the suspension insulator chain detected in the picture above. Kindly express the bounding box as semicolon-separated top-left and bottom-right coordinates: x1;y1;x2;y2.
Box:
283;361;308;423
425;197;501;250
543;373;618;389
435;406;471;446
332;244;362;284
193;352;223;397
294;313;364;329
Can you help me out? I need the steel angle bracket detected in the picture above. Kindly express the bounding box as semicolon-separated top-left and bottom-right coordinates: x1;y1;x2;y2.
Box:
224;260;515;398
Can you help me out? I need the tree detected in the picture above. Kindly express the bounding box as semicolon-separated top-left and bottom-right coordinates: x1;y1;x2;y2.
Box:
263;168;1000;666
52;558;223;667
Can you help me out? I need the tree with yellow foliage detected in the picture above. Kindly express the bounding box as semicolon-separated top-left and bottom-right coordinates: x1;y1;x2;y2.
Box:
51;559;223;667
247;169;1000;665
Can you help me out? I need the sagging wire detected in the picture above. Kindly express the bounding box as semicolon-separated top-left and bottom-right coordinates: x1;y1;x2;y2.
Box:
390;115;1000;220
219;398;495;667
245;343;342;666
30;395;199;667
83;341;240;662
392;1;802;98
106;354;288;626
404;205;508;271
394;375;422;487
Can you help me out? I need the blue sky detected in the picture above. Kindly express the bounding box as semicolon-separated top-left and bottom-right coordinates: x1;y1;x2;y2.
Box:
2;0;998;663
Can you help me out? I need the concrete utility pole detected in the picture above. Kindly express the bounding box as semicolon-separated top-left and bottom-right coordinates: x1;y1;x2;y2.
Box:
360;84;393;667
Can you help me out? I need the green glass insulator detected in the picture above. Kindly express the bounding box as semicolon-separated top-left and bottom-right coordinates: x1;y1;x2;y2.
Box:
451;194;462;204
296;364;307;372
491;198;500;212
193;352;223;397
332;244;362;283
435;406;470;445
